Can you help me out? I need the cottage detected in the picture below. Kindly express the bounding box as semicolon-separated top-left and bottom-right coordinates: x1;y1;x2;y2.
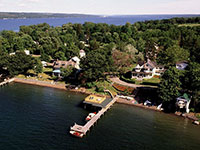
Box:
79;49;86;58
132;59;164;79
176;61;188;70
52;60;75;77
41;61;47;67
176;93;191;113
71;56;81;70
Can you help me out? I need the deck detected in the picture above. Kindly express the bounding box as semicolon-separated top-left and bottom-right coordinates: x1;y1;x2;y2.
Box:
70;96;117;136
0;78;15;86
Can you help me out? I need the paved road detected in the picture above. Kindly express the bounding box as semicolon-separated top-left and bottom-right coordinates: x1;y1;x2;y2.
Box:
109;77;157;88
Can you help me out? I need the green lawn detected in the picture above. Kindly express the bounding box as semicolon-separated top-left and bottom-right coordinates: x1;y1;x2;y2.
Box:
43;67;53;72
143;77;160;83
121;76;160;86
178;24;200;27
86;80;118;96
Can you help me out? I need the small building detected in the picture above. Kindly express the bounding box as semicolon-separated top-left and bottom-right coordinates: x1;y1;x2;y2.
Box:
83;95;113;108
41;61;47;67
176;61;188;70
71;56;81;70
132;59;164;80
24;50;30;55
52;60;75;77
79;49;86;58
176;93;191;113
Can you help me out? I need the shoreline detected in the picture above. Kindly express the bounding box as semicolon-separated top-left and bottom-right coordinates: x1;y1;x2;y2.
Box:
13;78;199;123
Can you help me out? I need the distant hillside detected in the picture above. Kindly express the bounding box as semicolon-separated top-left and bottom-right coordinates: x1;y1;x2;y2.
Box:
0;12;99;19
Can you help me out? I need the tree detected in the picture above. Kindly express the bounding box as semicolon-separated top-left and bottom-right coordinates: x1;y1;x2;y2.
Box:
0;37;10;53
0;52;9;76
158;67;182;103
80;48;113;82
7;52;34;76
183;62;200;110
13;37;24;51
112;50;133;73
54;51;66;60
33;58;43;74
158;45;190;66
61;66;74;80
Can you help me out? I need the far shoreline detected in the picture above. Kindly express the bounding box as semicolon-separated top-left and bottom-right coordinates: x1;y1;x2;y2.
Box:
13;78;199;123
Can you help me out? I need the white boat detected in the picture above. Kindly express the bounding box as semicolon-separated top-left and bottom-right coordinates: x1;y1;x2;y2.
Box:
70;130;84;138
85;112;96;121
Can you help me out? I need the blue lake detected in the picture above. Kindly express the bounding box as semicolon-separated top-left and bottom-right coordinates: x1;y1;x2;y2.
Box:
0;14;199;31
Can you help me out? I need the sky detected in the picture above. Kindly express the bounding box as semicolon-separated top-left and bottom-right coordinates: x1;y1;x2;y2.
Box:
0;0;200;15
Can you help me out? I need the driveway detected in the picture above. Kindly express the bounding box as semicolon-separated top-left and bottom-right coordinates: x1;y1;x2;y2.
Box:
109;77;157;88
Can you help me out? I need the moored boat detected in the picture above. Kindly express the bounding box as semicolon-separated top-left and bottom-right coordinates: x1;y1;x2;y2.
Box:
70;130;84;138
85;112;96;121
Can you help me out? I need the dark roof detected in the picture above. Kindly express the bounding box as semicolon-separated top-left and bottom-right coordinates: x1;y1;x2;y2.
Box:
53;60;75;69
138;60;145;66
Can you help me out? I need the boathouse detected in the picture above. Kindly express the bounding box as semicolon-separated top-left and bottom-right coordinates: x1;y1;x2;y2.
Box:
83;95;113;108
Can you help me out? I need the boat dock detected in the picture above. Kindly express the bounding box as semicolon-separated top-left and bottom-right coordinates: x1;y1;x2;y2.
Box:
70;96;117;137
0;78;15;86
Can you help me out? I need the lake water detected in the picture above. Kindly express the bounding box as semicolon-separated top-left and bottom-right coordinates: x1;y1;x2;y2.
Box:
0;83;200;150
0;15;199;31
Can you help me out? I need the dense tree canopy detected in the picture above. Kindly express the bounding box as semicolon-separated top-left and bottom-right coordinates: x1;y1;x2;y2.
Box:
158;67;182;103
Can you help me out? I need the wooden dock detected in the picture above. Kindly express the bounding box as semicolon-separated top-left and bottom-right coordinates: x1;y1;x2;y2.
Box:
0;78;15;86
70;96;117;137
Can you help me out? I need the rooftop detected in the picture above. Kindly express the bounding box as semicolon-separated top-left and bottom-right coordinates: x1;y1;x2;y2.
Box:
83;95;112;108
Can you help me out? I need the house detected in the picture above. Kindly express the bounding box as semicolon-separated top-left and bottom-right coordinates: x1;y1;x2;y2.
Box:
52;56;81;77
132;59;164;79
52;60;75;77
24;50;30;55
41;61;47;67
79;49;86;58
9;50;30;56
71;56;81;70
176;61;188;70
176;93;191;113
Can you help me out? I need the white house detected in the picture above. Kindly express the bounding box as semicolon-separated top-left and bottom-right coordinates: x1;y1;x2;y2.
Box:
79;49;86;58
24;50;30;55
9;50;30;56
71;56;81;70
41;61;47;67
132;59;164;79
176;61;188;70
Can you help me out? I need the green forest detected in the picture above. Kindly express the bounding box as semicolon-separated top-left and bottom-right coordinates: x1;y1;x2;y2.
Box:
0;17;200;112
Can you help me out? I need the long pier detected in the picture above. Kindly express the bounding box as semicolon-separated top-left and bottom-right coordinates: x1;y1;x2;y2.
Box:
70;96;117;137
0;78;15;86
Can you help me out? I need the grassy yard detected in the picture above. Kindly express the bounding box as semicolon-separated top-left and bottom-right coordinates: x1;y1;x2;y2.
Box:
143;77;160;84
17;72;53;82
86;80;118;96
43;67;53;73
178;24;200;27
121;76;160;86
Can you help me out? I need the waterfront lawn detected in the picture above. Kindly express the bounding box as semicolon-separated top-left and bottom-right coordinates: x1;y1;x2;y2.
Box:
43;67;53;73
142;77;160;86
86;80;118;96
121;76;160;86
178;23;200;27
